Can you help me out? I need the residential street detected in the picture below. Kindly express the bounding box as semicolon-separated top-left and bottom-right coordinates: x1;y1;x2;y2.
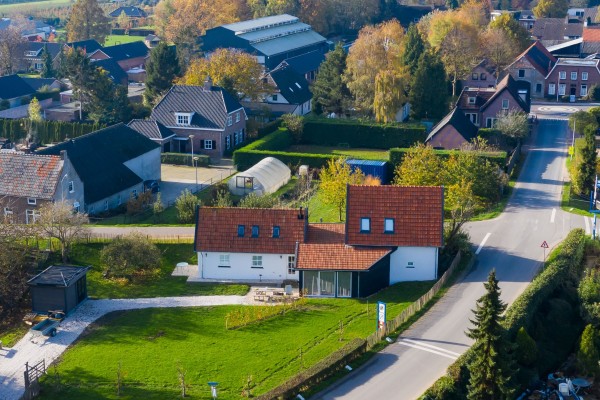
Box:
314;115;588;399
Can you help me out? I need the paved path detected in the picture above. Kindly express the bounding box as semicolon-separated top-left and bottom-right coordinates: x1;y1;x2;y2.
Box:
0;294;253;400
315;117;587;399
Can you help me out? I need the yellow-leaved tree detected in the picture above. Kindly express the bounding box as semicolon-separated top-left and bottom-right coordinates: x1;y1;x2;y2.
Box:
319;158;365;221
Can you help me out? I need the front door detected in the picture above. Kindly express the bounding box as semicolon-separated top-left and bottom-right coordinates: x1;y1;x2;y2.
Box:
570;85;577;96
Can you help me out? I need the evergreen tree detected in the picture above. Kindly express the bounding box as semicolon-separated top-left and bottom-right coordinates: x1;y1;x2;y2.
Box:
144;42;181;105
66;0;110;44
575;125;597;196
311;43;351;115
87;69;131;124
577;324;599;376
402;24;425;76
466;270;515;400
409;51;448;120
40;45;54;78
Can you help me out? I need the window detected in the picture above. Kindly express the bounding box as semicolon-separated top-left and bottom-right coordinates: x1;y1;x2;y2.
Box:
251;255;263;268
237;225;245;237
502;99;509;109
582;72;589;80
518;69;525;78
272;94;278;101
465;113;478;125
360;217;371;233
104;200;108;211
235;112;240;123
486;118;497;128
26;209;40;224
251;225;259;237
176;114;190;125
559;71;566;79
27;197;36;205
226;135;231;150
571;72;577;80
3;207;12;216
536;83;542;93
204;139;213;150
227;115;232;126
384;218;394;233
273;226;280;238
68;181;74;193
468;97;476;104
219;254;230;267
548;83;556;95
472;73;479;80
407;261;415;268
73;202;80;212
132;189;138;198
234;131;239;145
288;255;295;275
337;272;352;297
581;84;588;97
480;73;487;80
559;83;566;95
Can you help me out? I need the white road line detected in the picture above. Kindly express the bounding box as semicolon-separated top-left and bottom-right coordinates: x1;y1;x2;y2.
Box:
398;341;458;360
550;208;556;223
585;215;591;234
402;338;461;357
475;233;491;255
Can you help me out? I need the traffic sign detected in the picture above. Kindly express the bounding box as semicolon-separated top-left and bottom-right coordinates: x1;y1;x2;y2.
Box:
541;241;548;249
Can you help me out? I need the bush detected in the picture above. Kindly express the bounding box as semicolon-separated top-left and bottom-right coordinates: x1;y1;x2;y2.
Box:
389;148;507;168
515;327;538;366
577;324;599;376
175;189;200;223
100;232;161;278
238;192;279;208
588;85;600;101
161;152;210;167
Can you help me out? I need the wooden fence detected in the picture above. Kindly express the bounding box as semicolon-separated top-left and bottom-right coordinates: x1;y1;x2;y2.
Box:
21;359;46;400
506;142;522;175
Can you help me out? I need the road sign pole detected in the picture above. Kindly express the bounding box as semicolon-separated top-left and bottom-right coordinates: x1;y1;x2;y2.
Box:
541;241;549;265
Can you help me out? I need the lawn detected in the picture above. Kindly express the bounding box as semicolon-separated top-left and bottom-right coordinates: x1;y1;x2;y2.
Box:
38;281;433;399
287;145;389;161
104;35;145;47
54;243;248;299
0;0;71;13
308;189;343;223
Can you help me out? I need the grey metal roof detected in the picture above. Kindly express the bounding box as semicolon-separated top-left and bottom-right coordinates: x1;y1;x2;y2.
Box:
151;85;244;130
238;22;312;43
252;29;326;56
221;14;298;34
127;119;176;140
0;153;63;199
28;265;89;287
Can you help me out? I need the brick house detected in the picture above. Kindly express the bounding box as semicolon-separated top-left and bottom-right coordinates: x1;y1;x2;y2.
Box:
151;79;247;158
506;41;557;99
462;60;496;89
88;41;149;82
425;108;478;150
545;58;600;98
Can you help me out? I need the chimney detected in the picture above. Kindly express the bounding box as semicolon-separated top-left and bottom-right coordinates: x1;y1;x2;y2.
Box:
298;206;304;219
60;150;66;160
203;75;213;91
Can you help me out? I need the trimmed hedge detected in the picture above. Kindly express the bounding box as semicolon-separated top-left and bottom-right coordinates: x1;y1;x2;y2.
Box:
0;119;102;145
302;118;427;149
257;119;282;137
422;229;587;399
161;152;210;167
389;148;508;168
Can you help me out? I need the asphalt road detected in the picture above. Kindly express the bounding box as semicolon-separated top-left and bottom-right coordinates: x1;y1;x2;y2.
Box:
314;117;588;399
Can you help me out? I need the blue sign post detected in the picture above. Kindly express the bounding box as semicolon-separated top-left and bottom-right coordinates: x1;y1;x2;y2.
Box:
377;301;386;331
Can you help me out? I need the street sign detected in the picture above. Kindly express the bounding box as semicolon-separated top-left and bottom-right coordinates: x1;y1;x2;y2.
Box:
377;301;386;331
541;241;549;248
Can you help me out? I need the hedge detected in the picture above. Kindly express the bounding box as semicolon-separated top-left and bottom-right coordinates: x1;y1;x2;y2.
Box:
389;148;508;168
302;118;427;149
421;229;587;400
257;119;282;137
161;152;210;167
0;119;102;145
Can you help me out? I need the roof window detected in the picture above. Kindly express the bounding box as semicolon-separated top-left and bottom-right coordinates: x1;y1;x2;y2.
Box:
360;217;371;233
237;225;245;237
252;225;259;237
273;226;280;238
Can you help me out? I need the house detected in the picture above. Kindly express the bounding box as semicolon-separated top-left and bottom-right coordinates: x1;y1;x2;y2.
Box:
0;74;36;108
109;5;147;27
256;63;312;116
518;10;536;31
195;207;307;282
28;265;89;314
277;50;325;82
89;41;149;82
194;185;444;297
92;58;129;86
202;14;329;70
506;41;556;99
0;152;80;223
532;17;584;47
36;123;161;215
144;34;161;48
545;58;600;98
425;108;478;150
66;39;103;55
22;77;61;91
457;74;530;128
150;79;247;157
582;26;600;55
20;42;62;72
462;60;496;89
127;119;176;152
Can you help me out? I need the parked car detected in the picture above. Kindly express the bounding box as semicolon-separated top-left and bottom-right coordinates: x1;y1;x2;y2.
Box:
144;180;160;193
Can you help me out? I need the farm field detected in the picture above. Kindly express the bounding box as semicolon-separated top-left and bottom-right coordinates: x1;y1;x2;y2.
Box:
0;0;71;14
38;281;433;399
287;144;389;161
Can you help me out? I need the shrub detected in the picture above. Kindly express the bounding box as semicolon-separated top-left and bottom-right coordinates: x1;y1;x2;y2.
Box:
515;327;538;366
577;324;600;376
161;153;210;167
389;148;507;168
175;189;200;223
100;232;161;278
588;85;600;101
257;119;281;137
281;114;304;143
238;192;279;208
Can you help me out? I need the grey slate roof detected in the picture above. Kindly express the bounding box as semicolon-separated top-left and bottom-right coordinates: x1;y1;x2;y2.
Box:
109;6;147;18
533;18;583;41
0;74;36;100
426;108;478;143
127;119;176;140
92;58;127;84
151;85;244;130
28;265;89;287
0;153;62;199
66;40;103;54
269;64;312;104
282;50;325;75
102;41;149;61
37;124;159;204
22;42;62;59
21;77;60;91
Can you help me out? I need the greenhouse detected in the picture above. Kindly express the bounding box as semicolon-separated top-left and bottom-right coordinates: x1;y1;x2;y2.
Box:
228;157;291;196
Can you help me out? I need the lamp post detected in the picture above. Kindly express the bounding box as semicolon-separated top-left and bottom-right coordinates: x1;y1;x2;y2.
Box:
193;156;199;192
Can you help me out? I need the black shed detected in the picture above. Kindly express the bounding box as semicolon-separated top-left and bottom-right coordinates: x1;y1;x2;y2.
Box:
28;265;90;314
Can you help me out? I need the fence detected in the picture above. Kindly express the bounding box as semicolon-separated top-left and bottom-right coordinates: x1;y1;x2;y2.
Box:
505;142;522;175
22;359;46;400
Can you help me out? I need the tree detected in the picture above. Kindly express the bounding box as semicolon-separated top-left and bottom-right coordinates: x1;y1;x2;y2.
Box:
213;189;233;207
152;193;164;220
495;110;529;139
515;326;538;366
178;48;268;100
577;324;599;376
439;22;481;98
100;232;161;278
481;28;520;81
393;144;443;186
86;69;131;124
373;69;408;123
466;270;515;400
175;189;200;223
575;125;597;196
445;179;476;245
144;43;181;105
26;97;42;144
319;158;365;221
402;24;426;76
281;113;303;143
40;45;54;78
311;43;351;115
569;110;598;135
66;0;110;43
238;192;279;208
489;13;531;52
0;22;26;75
37;201;89;262
409;50;449;120
533;0;568;18
116;10;130;31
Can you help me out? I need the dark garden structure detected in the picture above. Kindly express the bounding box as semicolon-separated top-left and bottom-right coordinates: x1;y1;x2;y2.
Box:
28;265;89;314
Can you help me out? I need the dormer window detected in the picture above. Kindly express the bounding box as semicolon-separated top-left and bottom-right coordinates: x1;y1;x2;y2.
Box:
175;112;193;126
468;97;476;104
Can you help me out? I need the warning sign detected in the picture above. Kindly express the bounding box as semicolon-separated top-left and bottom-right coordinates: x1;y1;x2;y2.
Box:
541;241;549;249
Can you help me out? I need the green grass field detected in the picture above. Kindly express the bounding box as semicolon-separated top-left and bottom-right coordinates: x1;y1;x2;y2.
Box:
0;0;71;14
38;281;433;399
104;34;145;47
287;145;389;161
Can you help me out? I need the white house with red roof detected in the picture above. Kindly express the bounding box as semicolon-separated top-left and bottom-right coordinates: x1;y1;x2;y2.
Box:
194;185;444;297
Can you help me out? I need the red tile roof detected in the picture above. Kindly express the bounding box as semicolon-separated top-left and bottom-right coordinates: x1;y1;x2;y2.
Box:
195;207;306;254
0;153;63;199
346;185;444;247
584;26;600;42
297;224;392;270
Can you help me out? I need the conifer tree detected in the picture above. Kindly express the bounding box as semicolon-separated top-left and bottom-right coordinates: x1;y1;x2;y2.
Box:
402;24;425;75
144;42;181;105
311;43;351;115
466;270;515;400
40;45;54;78
409;51;448;120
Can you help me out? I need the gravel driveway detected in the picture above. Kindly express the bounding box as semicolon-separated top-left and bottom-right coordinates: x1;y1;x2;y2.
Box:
0;294;253;400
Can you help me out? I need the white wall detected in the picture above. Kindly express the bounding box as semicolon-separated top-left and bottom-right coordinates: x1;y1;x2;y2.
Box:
124;147;161;182
389;247;438;284
198;252;299;281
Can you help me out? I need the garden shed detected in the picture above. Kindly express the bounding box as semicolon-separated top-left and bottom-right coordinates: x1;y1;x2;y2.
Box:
28;265;90;314
228;157;291;196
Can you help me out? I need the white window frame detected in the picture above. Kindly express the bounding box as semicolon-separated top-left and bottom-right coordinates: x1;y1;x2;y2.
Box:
571;71;577;80
175;112;193;126
226;135;231;150
251;255;263;268
548;83;556;95
27;197;36;205
227;115;232;126
582;72;589;81
502;99;509;109
465;113;478;125
204;139;213;150
288;255;295;275
3;207;13;216
486;118;497;128
26;209;40;224
559;71;566;79
68;181;74;193
132;189;138;198
219;254;230;267
235;112;240;123
581;84;588;97
558;83;566;95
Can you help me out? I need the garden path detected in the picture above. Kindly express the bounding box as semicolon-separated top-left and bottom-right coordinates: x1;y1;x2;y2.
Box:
0;293;254;400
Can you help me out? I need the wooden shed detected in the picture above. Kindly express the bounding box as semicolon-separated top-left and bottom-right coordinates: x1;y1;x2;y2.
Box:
28;265;89;314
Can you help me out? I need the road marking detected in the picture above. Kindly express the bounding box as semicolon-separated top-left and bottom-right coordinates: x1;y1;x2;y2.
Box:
550;208;556;223
402;339;461;357
585;215;590;234
398;340;458;360
475;233;491;255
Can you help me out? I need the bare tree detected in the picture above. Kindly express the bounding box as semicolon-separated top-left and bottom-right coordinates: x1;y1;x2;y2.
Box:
481;28;520;81
37;200;89;262
0;24;25;75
